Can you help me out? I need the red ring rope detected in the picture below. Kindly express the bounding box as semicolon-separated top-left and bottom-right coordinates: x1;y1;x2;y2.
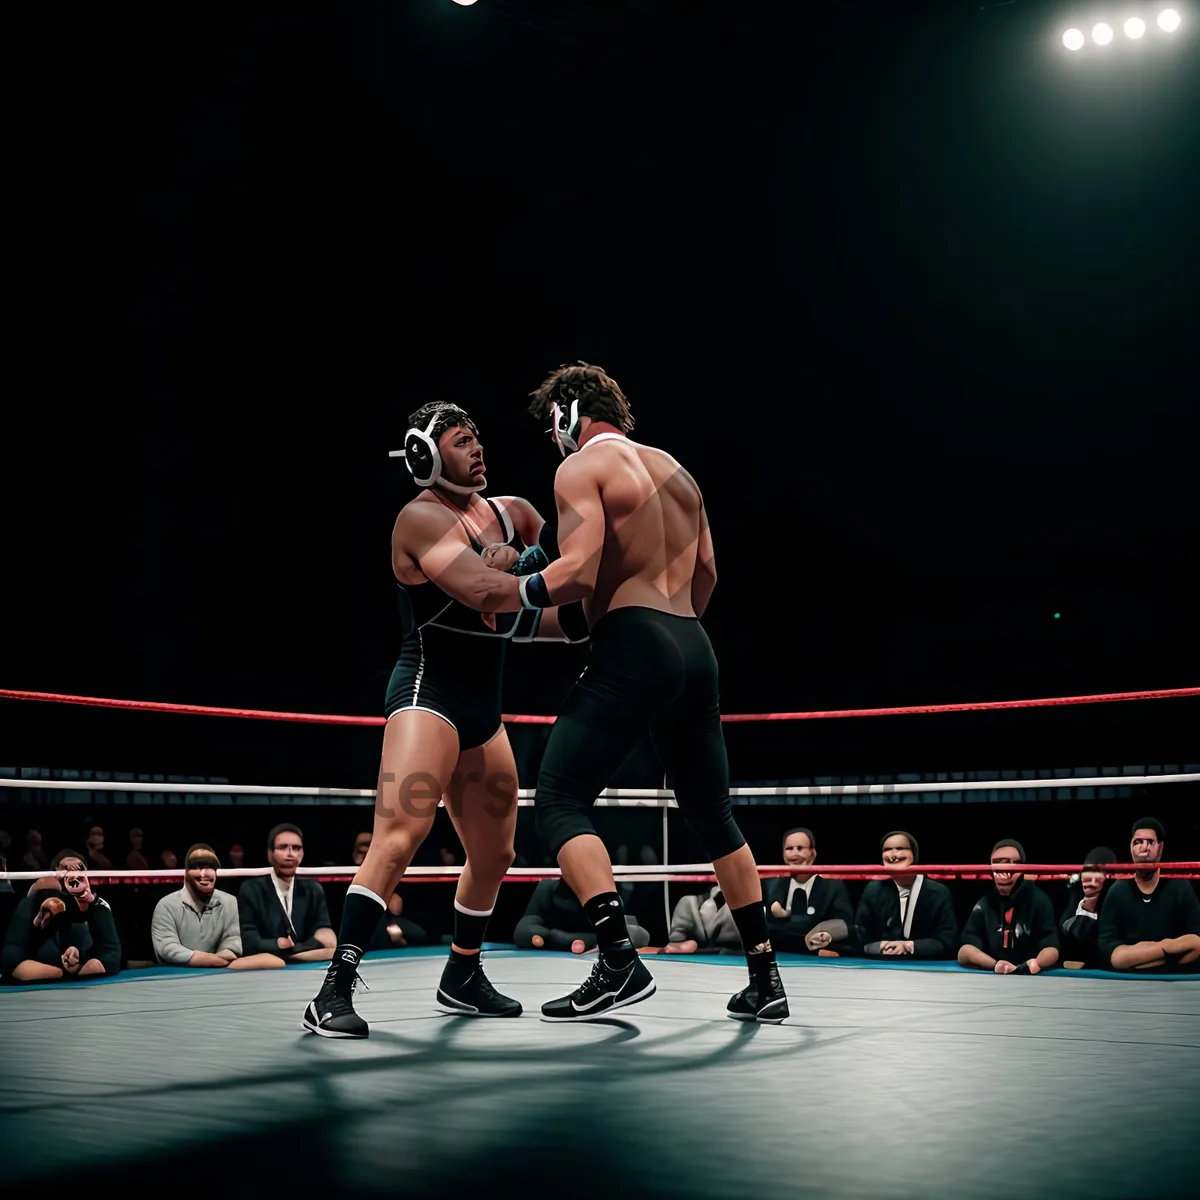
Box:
2;686;1197;726
6;863;1200;885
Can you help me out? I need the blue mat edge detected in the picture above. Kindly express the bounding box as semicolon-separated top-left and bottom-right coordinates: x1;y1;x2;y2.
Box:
4;943;1196;993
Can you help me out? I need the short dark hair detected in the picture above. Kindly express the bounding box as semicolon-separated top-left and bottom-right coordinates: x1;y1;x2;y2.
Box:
1131;817;1165;843
267;823;303;853
52;848;87;871
528;362;635;433
880;830;919;861
406;402;478;444
185;842;220;868
991;838;1025;862
783;826;816;850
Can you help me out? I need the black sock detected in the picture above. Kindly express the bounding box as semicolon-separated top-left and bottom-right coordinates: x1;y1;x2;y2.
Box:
583;891;634;959
328;886;386;985
451;902;492;954
730;901;776;979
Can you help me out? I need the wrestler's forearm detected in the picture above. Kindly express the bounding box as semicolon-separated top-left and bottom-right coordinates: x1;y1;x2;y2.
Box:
535;555;595;606
464;568;523;613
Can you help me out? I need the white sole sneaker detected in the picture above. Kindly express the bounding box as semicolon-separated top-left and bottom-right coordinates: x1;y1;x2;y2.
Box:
540;980;657;1022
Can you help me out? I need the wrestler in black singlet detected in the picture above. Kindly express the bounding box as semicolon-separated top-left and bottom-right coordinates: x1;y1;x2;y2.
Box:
384;497;527;750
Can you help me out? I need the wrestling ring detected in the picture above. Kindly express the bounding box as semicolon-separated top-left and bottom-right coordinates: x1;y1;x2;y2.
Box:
1;685;1198;1199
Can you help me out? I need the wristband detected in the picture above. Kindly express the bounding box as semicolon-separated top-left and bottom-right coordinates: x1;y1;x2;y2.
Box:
511;544;550;575
518;572;553;610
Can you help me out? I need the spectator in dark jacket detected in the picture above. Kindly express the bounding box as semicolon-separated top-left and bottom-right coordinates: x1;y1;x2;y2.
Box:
515;880;649;952
237;824;334;965
2;851;121;984
958;839;1059;974
763;827;855;954
855;831;957;959
1059;846;1117;968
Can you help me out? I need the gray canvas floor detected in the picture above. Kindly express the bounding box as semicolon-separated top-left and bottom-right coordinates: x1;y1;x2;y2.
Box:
2;953;1197;1198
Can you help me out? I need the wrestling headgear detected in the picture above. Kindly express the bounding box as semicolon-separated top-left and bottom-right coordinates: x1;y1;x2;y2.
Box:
389;405;485;495
550;395;584;457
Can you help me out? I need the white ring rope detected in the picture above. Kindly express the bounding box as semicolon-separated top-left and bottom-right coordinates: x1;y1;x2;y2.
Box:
2;773;1194;802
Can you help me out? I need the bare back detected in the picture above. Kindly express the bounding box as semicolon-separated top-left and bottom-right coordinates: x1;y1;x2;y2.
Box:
579;437;708;623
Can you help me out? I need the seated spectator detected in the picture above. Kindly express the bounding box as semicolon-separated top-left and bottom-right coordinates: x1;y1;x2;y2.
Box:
1100;819;1200;972
763;827;854;954
85;826;112;870
958;839;1059;974
370;890;430;951
21;830;49;872
2;851;121;984
855;831;957;959
352;833;428;950
160;849;179;869
352;832;372;868
1059;845;1117;968
223;843;246;895
237;823;335;965
662;885;742;954
515;879;649;953
0;830;13;895
125;828;149;870
151;844;279;970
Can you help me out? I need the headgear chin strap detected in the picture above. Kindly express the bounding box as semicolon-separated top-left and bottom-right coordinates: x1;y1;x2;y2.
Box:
551;398;582;457
389;411;485;494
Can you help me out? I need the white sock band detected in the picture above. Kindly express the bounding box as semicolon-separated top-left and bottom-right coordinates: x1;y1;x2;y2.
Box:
348;883;387;909
454;899;495;918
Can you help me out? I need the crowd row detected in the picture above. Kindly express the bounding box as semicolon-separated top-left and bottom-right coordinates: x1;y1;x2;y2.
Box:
2;816;1198;985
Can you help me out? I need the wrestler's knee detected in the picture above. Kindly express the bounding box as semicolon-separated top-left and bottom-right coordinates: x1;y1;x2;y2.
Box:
685;807;745;863
535;795;595;860
472;841;515;883
370;829;423;872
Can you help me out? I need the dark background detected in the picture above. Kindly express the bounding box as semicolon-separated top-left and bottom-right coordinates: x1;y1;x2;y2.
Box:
3;2;1197;829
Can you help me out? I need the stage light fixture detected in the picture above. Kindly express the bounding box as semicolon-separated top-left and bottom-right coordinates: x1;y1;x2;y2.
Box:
1063;27;1086;49
1124;17;1147;38
1157;9;1182;32
1093;22;1115;44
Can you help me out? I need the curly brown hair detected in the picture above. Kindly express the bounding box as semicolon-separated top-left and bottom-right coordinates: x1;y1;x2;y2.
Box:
528;362;635;434
406;402;479;443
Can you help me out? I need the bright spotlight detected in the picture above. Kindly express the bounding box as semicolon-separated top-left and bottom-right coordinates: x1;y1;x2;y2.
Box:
1158;9;1182;32
451;0;478;7
1063;27;1086;50
1093;22;1114;45
1124;17;1147;39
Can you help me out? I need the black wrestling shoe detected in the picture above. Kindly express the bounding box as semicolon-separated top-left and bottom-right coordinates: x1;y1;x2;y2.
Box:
727;960;789;1024
541;952;656;1022
436;957;522;1017
302;971;369;1039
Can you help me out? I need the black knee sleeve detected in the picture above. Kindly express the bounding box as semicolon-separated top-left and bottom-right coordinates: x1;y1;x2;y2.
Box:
684;799;746;863
535;782;600;860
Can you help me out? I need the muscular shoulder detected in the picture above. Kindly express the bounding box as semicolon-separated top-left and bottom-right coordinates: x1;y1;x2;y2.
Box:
394;496;469;552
